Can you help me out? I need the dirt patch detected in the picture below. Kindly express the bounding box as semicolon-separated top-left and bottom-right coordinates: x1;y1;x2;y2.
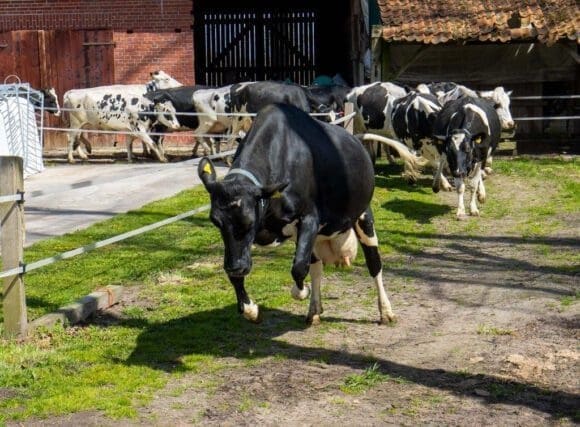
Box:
14;168;579;426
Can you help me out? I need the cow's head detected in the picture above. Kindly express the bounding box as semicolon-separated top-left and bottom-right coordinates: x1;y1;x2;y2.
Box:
479;87;515;131
41;87;61;116
436;129;484;178
198;158;287;277
152;99;181;130
149;70;183;90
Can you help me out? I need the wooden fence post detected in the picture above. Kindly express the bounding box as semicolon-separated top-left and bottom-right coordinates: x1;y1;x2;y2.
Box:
344;102;354;135
1;156;27;338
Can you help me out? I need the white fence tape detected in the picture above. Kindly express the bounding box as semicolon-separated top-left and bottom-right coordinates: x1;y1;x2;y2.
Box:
0;204;210;279
0;193;24;204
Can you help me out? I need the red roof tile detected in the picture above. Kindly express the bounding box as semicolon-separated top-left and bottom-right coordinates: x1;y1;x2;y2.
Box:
376;0;579;45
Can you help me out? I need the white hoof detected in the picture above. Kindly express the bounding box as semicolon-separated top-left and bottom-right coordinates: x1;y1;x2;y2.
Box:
291;283;310;300
242;301;260;323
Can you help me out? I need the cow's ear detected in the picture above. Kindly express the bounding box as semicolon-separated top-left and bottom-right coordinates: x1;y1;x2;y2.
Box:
198;157;217;191
260;182;288;199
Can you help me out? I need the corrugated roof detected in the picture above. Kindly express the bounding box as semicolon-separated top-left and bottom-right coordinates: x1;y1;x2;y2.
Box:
376;0;579;45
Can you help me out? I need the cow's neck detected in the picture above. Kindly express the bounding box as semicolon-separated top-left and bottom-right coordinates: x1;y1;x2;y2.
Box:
225;168;267;217
227;168;261;187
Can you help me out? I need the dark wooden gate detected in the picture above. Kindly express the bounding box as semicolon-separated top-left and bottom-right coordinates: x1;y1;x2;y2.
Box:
195;9;318;86
0;30;114;150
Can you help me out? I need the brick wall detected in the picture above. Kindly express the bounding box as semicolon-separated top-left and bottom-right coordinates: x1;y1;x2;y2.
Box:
0;0;195;85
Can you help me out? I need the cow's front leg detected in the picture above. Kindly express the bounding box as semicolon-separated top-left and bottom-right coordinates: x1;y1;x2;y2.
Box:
354;209;395;324
290;215;319;309
306;254;323;325
229;275;261;323
469;164;483;216
456;177;467;219
432;157;447;193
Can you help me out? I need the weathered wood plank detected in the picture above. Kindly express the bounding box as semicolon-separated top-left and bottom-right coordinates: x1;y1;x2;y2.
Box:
1;156;27;338
29;285;124;330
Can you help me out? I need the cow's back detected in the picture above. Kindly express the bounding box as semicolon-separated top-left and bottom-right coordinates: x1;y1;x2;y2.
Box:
235;103;374;229
231;81;311;113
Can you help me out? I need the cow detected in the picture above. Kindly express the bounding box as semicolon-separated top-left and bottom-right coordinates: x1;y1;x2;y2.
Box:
229;81;311;139
302;84;352;120
198;103;395;325
389;91;454;190
417;82;514;132
63;71;182;162
432;96;501;219
345;82;409;164
62;87;180;163
28;87;61;117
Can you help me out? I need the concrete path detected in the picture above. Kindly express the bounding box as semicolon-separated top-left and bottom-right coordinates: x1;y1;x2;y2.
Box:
22;159;228;246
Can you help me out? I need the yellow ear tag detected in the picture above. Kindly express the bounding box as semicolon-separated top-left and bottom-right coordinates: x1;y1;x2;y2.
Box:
203;163;212;174
475;137;482;144
271;190;282;199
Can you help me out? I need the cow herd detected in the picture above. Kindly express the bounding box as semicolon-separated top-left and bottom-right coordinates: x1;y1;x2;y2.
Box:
41;72;514;221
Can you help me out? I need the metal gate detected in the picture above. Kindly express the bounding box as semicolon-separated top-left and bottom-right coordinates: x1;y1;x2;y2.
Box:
195;9;318;86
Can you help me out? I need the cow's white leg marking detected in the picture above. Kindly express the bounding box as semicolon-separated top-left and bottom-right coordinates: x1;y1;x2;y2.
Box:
374;269;395;324
291;282;311;300
242;300;260;323
469;164;482;216
477;173;486;203
456;178;467;218
306;259;323;325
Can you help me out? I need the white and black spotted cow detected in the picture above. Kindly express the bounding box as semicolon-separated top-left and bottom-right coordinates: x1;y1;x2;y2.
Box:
62;86;180;163
432;96;501;219
389;91;455;188
63;71;182;162
198;103;395;325
417;81;514;132
28;87;61;117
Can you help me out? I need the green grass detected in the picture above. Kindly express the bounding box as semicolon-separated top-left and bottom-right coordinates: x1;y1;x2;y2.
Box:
340;363;408;394
0;157;578;423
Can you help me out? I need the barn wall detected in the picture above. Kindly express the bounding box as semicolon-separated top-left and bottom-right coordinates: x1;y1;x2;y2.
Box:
0;0;194;85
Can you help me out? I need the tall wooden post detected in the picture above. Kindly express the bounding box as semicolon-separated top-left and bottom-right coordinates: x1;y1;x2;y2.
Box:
371;25;383;82
1;156;27;338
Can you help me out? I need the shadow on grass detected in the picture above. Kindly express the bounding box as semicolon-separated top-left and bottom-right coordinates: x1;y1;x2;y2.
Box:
116;305;579;421
382;198;452;223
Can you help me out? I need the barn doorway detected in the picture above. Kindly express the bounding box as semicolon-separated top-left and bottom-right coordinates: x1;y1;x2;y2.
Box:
193;0;357;86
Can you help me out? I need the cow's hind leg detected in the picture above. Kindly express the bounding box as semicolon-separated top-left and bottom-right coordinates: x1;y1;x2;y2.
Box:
354;209;395;324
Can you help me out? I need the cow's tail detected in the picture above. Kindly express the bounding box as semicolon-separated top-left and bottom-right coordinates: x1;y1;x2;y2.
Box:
356;133;429;182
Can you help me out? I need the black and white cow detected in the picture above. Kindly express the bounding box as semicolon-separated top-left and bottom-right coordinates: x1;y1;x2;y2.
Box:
29;87;61;117
63;87;180;163
389;91;452;187
198;103;395;325
302;84;352;120
432;96;501;218
417;81;515;132
63;71;182;162
229;81;311;139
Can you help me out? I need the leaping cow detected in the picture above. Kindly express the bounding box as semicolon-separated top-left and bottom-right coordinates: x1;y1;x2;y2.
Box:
198;103;395;325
